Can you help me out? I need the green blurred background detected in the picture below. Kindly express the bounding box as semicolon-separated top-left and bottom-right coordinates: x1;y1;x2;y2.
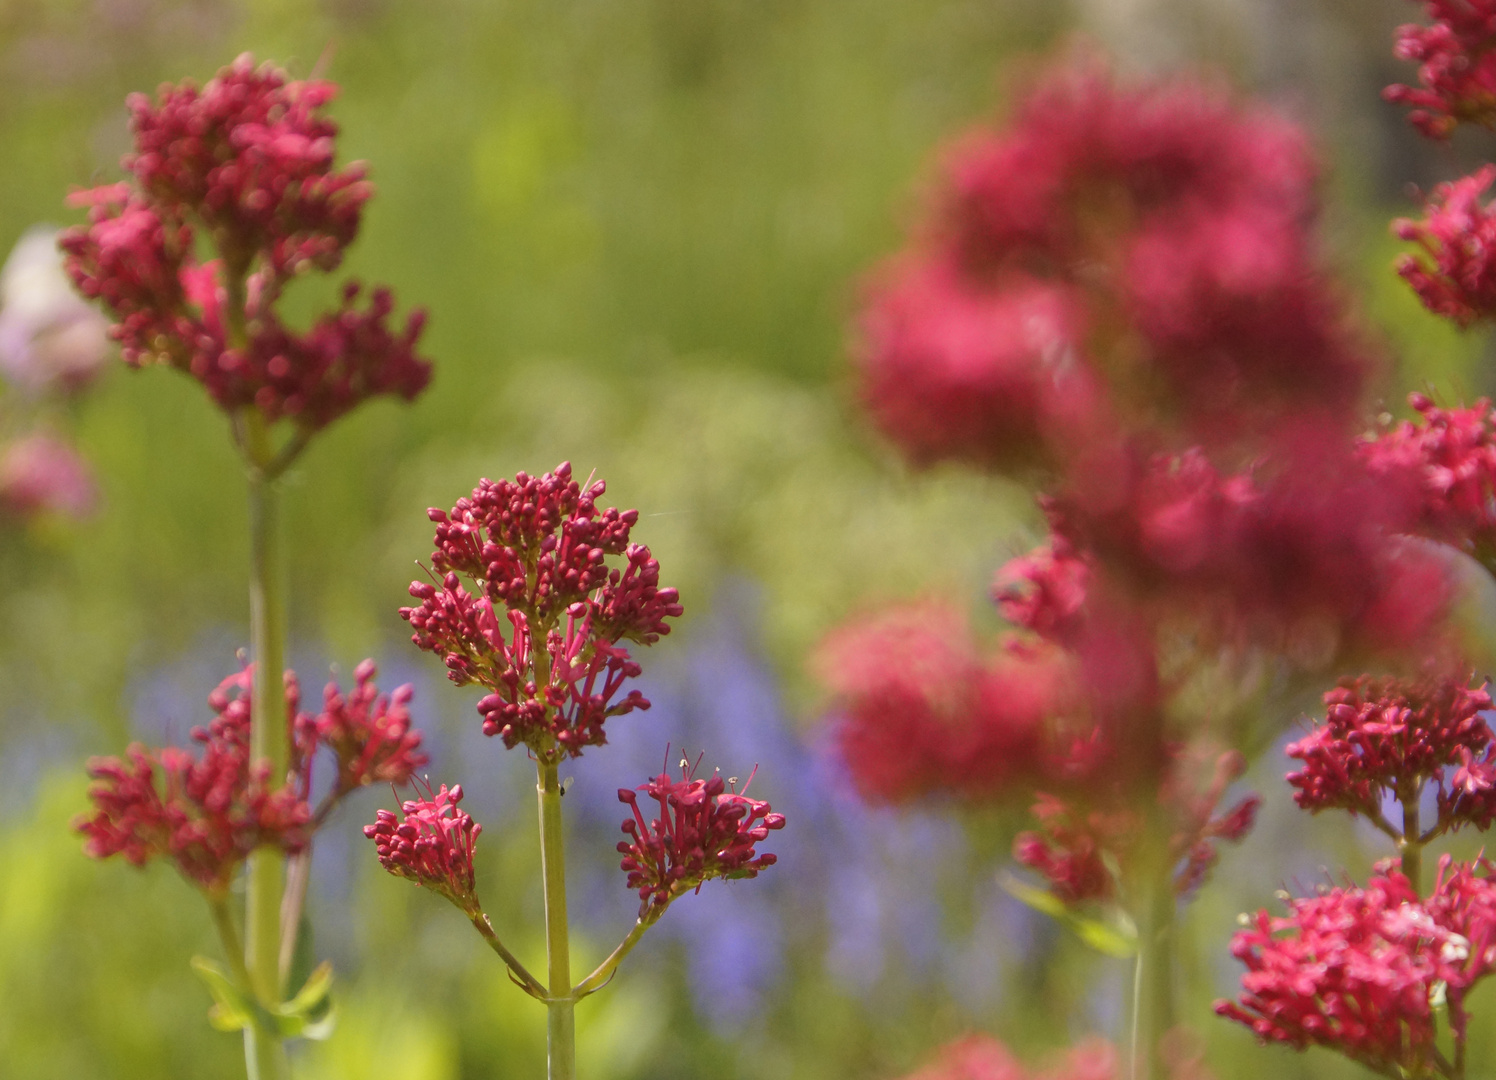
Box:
0;1;1490;1077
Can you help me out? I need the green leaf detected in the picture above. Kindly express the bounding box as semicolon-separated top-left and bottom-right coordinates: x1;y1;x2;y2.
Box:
1000;874;1137;958
282;960;334;1016
189;956;255;1033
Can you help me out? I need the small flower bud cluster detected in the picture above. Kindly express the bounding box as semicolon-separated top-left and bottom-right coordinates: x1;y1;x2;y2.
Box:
616;760;786;917
59;54;430;434
79;659;425;895
1385;0;1496;139
296;658;428;805
400;462;682;758
1218;859;1496;1075
364;783;481;914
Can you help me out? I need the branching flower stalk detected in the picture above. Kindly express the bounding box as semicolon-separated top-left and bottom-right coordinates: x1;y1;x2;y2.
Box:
67;54;432;1080
371;464;785;1079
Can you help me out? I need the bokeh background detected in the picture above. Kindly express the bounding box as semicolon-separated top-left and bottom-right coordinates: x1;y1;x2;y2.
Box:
0;1;1490;1077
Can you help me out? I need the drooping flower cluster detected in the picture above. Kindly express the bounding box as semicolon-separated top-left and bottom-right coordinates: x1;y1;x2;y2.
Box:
363;782;481;914
59;54;430;435
79;660;424;895
1287;673;1495;829
295;658;428;812
1385;0;1496;139
400;462;683;759
616;759;786;917
1217;859;1496;1075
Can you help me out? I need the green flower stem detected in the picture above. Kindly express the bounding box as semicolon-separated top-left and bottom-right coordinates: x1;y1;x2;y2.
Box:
469;911;548;999
537;759;575;1080
1400;791;1424;897
244;409;291;1080
1126;847;1175;1080
573;913;658;999
210;895;254;991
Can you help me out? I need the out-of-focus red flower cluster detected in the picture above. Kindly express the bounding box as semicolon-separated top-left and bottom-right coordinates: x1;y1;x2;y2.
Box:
364;782;482;914
1217;858;1496;1075
896;1033;1218;1080
1287;673;1495;830
1386;0;1496;139
59;54;430;433
400;462;683;759
616;759;786;918
0;431;97;519
79;660;424;895
859;63;1363;474
815;603;1073;802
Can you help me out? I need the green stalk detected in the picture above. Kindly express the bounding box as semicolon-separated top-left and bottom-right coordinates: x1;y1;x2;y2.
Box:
244;410;290;1080
1401;791;1424;897
1126;846;1175;1080
537;759;575;1080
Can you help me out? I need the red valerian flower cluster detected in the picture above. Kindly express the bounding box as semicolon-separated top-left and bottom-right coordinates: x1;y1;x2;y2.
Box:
1287;673;1495;829
1385;0;1496;139
59;54;430;435
1217;859;1496;1076
363;782;481;914
400;462;683;760
1362;393;1496;566
79;660;424;896
79;668;307;895
1394;166;1496;325
616;759;786;917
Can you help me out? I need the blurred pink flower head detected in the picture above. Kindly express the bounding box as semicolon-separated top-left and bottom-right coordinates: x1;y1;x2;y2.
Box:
895;1034;1121;1080
0;226;110;392
816;602;1072;803
0;432;97;519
